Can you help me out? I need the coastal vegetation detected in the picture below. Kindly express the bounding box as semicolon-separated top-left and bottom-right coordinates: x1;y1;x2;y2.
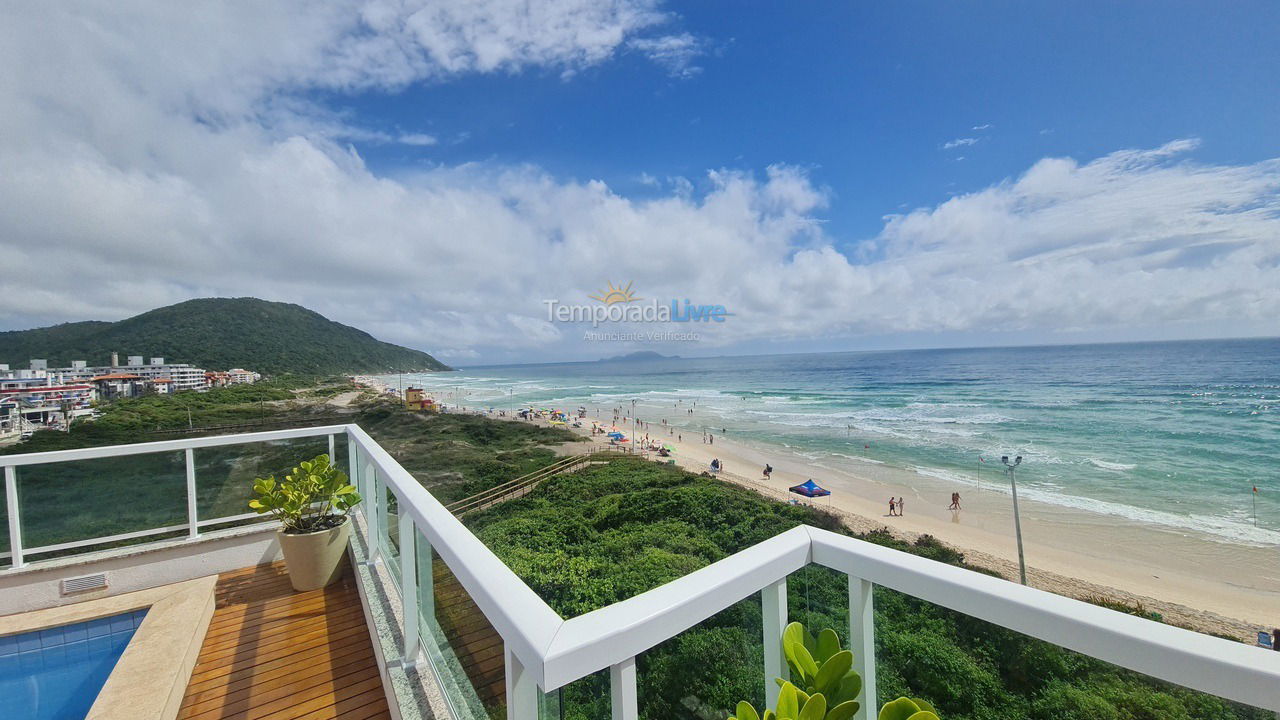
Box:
0;296;450;374
463;457;1269;720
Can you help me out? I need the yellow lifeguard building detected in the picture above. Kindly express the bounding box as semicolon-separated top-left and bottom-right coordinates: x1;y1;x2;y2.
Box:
404;386;436;412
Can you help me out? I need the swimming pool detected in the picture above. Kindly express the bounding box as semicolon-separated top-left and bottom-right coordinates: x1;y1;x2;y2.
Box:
0;609;148;720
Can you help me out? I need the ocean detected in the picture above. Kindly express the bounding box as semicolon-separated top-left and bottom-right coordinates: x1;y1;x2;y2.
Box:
384;338;1280;548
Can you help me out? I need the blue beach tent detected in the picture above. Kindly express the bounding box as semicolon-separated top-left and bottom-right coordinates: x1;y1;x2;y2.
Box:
789;479;831;498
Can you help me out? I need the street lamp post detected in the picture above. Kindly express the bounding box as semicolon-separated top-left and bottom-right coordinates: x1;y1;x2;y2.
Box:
1002;455;1027;585
631;399;637;455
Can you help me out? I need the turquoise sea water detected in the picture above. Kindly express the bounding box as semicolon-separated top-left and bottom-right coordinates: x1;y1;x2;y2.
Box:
389;338;1280;548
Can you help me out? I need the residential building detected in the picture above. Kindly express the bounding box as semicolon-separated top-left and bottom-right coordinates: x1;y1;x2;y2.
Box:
226;368;260;384
0;374;95;432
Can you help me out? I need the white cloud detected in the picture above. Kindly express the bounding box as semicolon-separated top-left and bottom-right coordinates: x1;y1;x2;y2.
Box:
2;5;1280;362
627;32;703;77
972;124;993;131
943;137;979;149
397;132;439;146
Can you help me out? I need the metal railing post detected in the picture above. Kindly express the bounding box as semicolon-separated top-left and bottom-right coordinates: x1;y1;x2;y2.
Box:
185;448;198;538
505;645;539;720
328;433;336;463
849;577;876;720
398;507;421;666
762;578;789;708
4;466;22;568
610;656;639;720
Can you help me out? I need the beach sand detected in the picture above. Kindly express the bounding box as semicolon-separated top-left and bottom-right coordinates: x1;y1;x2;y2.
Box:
356;378;1279;641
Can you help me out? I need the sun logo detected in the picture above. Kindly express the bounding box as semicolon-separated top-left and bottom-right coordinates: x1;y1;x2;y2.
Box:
589;281;641;305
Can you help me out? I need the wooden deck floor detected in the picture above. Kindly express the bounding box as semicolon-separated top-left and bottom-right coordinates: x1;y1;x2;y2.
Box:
177;561;392;720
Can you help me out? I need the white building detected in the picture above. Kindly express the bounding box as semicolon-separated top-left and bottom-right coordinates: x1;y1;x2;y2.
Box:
226;368;260;384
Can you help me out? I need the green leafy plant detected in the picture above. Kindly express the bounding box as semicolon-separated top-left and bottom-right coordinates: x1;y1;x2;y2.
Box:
728;621;939;720
249;453;362;533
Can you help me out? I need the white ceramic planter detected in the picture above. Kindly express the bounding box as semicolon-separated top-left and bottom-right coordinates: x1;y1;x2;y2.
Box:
276;516;352;591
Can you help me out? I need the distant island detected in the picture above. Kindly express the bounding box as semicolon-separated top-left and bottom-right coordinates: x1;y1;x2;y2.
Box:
0;297;450;375
599;350;679;362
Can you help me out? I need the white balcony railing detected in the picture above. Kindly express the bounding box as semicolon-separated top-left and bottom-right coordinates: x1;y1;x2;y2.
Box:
2;424;1279;719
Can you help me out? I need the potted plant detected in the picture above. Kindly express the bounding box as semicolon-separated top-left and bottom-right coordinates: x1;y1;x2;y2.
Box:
249;453;363;591
729;621;940;720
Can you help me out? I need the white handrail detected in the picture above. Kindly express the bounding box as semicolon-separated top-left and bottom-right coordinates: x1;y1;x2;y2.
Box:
808;528;1279;710
0;424;350;466
541;526;811;688
346;424;1280;710
346;424;564;675
5;424;1278;714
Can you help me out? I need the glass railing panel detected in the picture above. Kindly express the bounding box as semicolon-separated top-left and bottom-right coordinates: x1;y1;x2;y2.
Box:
425;545;504;720
636;590;766;720
16;452;186;555
380;483;400;581
329;431;350;476
789;563;850;646
872;587;1272;720
547;668;609;720
193;435;329;529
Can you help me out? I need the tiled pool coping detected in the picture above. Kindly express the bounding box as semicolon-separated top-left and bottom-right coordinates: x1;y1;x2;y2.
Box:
0;575;217;720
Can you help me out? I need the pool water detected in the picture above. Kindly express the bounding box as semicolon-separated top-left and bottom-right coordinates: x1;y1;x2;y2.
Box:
0;609;148;720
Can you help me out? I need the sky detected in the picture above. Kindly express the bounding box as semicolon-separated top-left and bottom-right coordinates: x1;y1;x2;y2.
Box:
1;1;1278;365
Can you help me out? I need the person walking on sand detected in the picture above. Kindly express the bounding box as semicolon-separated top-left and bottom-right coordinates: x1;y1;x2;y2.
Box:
764;463;772;479
889;497;897;516
897;497;905;515
948;492;959;510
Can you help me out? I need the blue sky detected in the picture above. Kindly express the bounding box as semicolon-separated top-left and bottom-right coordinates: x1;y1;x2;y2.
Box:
3;1;1279;364
345;1;1280;243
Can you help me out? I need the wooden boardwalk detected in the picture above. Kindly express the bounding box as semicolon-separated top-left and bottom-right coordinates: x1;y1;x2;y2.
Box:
177;561;392;720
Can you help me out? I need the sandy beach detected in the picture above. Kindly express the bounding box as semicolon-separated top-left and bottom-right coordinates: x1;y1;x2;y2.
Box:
357;377;1279;640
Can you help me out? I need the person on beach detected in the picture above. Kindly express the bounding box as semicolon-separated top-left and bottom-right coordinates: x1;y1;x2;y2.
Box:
948;492;961;510
889;497;897;516
764;464;772;479
898;497;905;515
709;433;714;445
711;458;720;472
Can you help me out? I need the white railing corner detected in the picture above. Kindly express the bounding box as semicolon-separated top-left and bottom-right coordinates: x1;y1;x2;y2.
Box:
610;656;638;720
506;645;540;720
762;578;788;708
848;576;875;720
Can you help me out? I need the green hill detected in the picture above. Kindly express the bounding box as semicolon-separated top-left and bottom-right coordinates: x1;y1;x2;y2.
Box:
0;297;450;375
